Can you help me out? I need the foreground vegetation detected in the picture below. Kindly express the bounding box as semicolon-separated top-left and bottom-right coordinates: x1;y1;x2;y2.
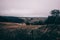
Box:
0;24;60;40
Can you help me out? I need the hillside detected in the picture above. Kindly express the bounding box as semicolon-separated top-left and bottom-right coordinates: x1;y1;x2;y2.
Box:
0;16;24;23
0;16;47;23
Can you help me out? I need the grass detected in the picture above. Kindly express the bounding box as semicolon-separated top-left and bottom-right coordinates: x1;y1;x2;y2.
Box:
0;23;60;40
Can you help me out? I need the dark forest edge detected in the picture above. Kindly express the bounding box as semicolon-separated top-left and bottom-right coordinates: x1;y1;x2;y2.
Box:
0;16;47;25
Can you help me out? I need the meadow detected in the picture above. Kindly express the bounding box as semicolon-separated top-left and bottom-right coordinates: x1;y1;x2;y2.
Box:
0;22;60;40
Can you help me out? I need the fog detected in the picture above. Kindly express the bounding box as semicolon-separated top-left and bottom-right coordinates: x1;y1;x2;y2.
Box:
0;0;60;17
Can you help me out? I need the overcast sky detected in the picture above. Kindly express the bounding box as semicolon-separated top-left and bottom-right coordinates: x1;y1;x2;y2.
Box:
0;0;60;17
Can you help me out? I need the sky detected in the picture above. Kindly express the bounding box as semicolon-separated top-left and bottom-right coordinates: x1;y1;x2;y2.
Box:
0;0;60;17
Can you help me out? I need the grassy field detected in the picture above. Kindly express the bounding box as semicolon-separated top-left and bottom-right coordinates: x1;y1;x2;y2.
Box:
0;22;60;40
0;22;45;29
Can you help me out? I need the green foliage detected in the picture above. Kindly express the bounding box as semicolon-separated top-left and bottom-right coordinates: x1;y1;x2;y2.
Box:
0;25;59;40
51;9;60;16
32;21;43;25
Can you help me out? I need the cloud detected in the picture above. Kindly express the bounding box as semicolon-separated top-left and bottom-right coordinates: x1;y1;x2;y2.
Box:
0;9;50;17
0;0;60;17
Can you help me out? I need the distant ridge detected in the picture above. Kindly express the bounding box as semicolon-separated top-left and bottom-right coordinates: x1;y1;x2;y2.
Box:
0;16;47;23
0;16;24;23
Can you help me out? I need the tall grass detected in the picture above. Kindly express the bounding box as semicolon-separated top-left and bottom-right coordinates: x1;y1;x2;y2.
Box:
0;24;60;40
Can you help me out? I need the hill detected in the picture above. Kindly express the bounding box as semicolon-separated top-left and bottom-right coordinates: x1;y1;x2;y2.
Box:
0;16;47;23
0;16;24;23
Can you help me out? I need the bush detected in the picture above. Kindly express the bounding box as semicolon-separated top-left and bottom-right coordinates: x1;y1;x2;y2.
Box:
0;25;59;40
